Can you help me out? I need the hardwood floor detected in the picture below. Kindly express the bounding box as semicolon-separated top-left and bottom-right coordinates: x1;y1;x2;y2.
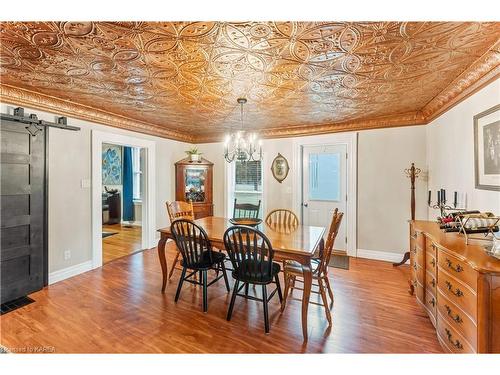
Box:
102;224;142;264
0;242;443;353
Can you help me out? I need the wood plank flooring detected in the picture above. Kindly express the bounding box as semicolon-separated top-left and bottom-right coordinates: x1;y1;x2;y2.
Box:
0;242;443;353
102;224;142;264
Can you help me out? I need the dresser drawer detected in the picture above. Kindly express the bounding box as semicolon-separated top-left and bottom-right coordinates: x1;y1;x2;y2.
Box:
416;247;424;267
424;289;437;323
437;315;475;353
437;269;477;321
437;289;477;349
416;264;425;285
425;270;437;296
438;250;477;291
416;281;425;305
415;231;425;250
425;238;436;257
410;243;417;264
425;251;437;276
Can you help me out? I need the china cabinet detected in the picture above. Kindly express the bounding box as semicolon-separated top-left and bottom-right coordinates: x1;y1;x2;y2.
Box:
175;157;213;219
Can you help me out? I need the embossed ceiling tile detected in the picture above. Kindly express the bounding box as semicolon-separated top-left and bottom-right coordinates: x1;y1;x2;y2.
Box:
1;21;500;140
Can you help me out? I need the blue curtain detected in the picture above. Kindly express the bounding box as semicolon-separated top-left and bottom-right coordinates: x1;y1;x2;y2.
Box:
122;146;135;222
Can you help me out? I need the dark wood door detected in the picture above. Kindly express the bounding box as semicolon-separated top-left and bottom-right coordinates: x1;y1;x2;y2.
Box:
1;118;47;304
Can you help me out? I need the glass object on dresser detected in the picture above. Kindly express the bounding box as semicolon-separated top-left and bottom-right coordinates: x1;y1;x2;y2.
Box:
185;167;207;203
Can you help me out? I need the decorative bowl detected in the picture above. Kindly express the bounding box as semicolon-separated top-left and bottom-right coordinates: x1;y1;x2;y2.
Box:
229;218;262;227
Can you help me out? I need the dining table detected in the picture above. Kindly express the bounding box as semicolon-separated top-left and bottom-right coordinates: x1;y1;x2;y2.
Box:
157;216;326;341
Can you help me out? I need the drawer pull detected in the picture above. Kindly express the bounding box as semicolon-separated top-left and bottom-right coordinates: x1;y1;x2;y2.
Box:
445;258;463;273
445;328;464;350
429;297;435;307
445;281;464;297
430;258;436;267
445;305;463;324
431;279;436;287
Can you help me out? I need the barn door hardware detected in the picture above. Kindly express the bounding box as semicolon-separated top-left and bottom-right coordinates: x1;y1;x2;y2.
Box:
1;107;81;136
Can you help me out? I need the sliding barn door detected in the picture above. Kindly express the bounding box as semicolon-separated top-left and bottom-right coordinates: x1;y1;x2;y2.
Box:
0;118;47;304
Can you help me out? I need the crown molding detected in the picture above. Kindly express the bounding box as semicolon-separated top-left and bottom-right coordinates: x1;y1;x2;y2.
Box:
194;111;427;143
421;41;500;122
0;84;194;143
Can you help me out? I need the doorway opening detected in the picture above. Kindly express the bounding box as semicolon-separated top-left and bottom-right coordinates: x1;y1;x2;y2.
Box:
101;144;145;264
91;130;156;270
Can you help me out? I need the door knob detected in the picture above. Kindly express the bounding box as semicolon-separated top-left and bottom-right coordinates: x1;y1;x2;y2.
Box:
303;203;308;207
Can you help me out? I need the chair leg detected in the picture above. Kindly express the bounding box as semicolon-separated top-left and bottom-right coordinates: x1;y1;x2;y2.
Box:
244;283;249;296
324;275;334;305
220;261;230;292
202;270;208;313
175;267;187;302
274;274;283;303
318;278;332;326
168;250;181;280
227;280;239;321
290;275;296;295
281;274;291;313
262;284;270;333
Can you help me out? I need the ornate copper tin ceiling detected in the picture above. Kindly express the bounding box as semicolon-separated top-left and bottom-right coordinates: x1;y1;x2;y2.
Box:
1;22;499;142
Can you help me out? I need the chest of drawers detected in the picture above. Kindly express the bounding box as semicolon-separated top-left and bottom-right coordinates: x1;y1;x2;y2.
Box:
409;220;500;353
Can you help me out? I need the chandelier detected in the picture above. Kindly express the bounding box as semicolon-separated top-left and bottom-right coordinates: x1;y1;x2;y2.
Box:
224;98;262;163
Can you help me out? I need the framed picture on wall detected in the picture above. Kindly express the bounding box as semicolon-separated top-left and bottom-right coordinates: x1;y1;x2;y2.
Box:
102;144;122;185
474;104;500;191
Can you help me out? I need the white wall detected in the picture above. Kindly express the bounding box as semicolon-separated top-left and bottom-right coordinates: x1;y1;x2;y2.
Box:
1;103;188;274
198;125;428;258
357;126;428;254
426;79;500;217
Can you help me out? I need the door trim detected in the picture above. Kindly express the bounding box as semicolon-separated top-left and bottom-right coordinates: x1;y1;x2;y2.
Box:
91;130;156;269
292;133;357;257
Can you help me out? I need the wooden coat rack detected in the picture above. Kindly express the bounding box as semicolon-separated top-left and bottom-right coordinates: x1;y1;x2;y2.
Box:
393;163;421;267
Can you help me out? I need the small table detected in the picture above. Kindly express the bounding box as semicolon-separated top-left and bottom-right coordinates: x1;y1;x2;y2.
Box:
157;216;325;341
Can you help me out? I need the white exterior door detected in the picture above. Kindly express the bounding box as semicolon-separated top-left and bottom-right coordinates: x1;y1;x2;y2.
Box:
302;144;347;251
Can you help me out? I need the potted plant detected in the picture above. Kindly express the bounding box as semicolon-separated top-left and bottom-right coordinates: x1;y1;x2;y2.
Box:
186;147;202;162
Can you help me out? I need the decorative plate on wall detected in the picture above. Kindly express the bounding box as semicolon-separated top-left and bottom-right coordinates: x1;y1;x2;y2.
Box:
271;153;290;183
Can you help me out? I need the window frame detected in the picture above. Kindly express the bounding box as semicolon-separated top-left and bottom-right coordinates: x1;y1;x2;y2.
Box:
131;147;142;202
225;156;265;218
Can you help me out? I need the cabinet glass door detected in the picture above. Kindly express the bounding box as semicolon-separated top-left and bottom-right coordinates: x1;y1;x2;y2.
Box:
185;167;207;202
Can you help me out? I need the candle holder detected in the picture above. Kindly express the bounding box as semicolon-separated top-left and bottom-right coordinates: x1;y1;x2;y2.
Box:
428;188;466;220
428;200;465;220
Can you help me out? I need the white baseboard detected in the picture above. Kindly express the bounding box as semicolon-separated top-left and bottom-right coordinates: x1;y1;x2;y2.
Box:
356;249;409;264
120;220;142;227
48;260;93;285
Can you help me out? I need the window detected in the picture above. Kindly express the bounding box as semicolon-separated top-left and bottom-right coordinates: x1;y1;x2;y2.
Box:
308;152;340;201
132;147;143;201
231;160;263;218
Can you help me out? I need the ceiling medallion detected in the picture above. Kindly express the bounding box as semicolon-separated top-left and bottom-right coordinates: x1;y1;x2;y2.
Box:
224;98;262;163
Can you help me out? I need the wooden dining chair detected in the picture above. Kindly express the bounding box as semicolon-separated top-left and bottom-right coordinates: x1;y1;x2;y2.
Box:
265;209;299;228
280;208;344;326
166;201;195;279
233;198;261;219
223;225;283;333
171;219;230;312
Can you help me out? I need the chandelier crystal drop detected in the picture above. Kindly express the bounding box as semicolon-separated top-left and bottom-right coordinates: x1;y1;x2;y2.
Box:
224;98;262;163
